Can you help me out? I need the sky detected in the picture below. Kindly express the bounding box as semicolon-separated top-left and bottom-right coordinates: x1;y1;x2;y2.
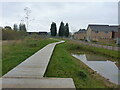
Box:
0;1;119;33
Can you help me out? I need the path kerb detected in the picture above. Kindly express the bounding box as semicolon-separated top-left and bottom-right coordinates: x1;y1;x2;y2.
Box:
1;41;76;89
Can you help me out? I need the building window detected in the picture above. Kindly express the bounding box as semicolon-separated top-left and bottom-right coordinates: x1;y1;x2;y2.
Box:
95;31;99;33
105;31;108;34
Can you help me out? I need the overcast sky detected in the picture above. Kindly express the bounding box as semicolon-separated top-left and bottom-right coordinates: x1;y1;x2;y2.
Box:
0;1;118;32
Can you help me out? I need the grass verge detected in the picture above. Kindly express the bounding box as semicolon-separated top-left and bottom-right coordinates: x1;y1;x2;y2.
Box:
44;40;118;88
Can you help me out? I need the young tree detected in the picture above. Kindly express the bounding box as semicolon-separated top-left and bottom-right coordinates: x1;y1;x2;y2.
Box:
19;23;22;31
24;7;31;31
19;23;27;32
58;21;65;37
50;22;57;36
13;24;18;31
23;24;27;32
65;23;69;37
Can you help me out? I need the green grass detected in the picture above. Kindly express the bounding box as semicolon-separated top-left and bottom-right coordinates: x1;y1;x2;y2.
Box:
2;38;58;75
44;41;118;88
71;41;119;62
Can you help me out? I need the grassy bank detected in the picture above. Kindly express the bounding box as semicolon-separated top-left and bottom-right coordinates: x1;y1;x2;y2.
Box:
44;40;118;88
2;37;57;75
68;40;120;62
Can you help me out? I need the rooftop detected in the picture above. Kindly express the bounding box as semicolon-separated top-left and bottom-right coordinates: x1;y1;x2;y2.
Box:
88;24;118;32
74;29;86;34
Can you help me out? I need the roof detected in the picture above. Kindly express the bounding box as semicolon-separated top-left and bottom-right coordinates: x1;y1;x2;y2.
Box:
74;29;86;34
109;26;118;32
88;24;118;32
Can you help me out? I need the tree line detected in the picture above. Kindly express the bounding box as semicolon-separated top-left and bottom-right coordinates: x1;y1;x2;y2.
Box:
50;21;69;37
2;23;27;40
4;23;26;31
13;23;26;31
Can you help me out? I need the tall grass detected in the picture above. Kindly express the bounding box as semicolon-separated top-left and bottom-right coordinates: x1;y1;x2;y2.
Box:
2;37;58;75
2;29;27;40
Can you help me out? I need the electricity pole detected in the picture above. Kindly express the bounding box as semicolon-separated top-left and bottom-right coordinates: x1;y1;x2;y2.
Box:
24;7;31;31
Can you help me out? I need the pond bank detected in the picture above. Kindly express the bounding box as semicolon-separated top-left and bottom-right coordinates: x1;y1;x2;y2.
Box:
72;54;120;85
67;39;119;66
45;40;118;88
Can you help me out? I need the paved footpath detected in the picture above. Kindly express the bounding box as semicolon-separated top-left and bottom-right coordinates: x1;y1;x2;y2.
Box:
1;41;75;89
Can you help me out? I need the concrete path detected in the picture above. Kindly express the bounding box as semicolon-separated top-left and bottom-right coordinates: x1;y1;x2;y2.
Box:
2;78;75;88
1;41;75;89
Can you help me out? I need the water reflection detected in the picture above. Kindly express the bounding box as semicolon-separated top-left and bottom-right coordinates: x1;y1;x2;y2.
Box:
72;54;120;85
86;54;106;61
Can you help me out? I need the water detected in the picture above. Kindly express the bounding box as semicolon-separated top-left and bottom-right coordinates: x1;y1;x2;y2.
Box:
72;54;120;84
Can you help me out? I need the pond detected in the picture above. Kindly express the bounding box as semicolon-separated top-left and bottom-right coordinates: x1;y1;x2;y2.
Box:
72;54;120;85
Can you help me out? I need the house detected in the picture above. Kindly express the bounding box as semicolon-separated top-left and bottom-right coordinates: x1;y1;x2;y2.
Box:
74;29;86;40
86;24;118;43
116;25;120;44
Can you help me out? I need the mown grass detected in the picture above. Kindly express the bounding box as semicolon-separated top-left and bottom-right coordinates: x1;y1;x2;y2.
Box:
2;37;58;75
44;40;118;88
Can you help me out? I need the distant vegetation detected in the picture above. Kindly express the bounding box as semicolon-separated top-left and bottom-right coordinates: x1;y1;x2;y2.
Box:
50;22;57;36
2;23;27;40
2;21;70;40
50;21;69;37
2;29;26;40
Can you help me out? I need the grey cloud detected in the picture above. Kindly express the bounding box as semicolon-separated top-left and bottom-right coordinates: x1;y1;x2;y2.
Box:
0;2;118;32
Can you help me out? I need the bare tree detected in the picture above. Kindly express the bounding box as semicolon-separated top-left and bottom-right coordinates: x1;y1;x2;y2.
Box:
24;7;31;31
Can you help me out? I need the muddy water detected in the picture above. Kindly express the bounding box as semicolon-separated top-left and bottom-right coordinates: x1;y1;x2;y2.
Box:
72;54;120;84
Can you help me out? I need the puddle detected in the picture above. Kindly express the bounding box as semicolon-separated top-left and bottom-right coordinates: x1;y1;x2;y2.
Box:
72;54;120;84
